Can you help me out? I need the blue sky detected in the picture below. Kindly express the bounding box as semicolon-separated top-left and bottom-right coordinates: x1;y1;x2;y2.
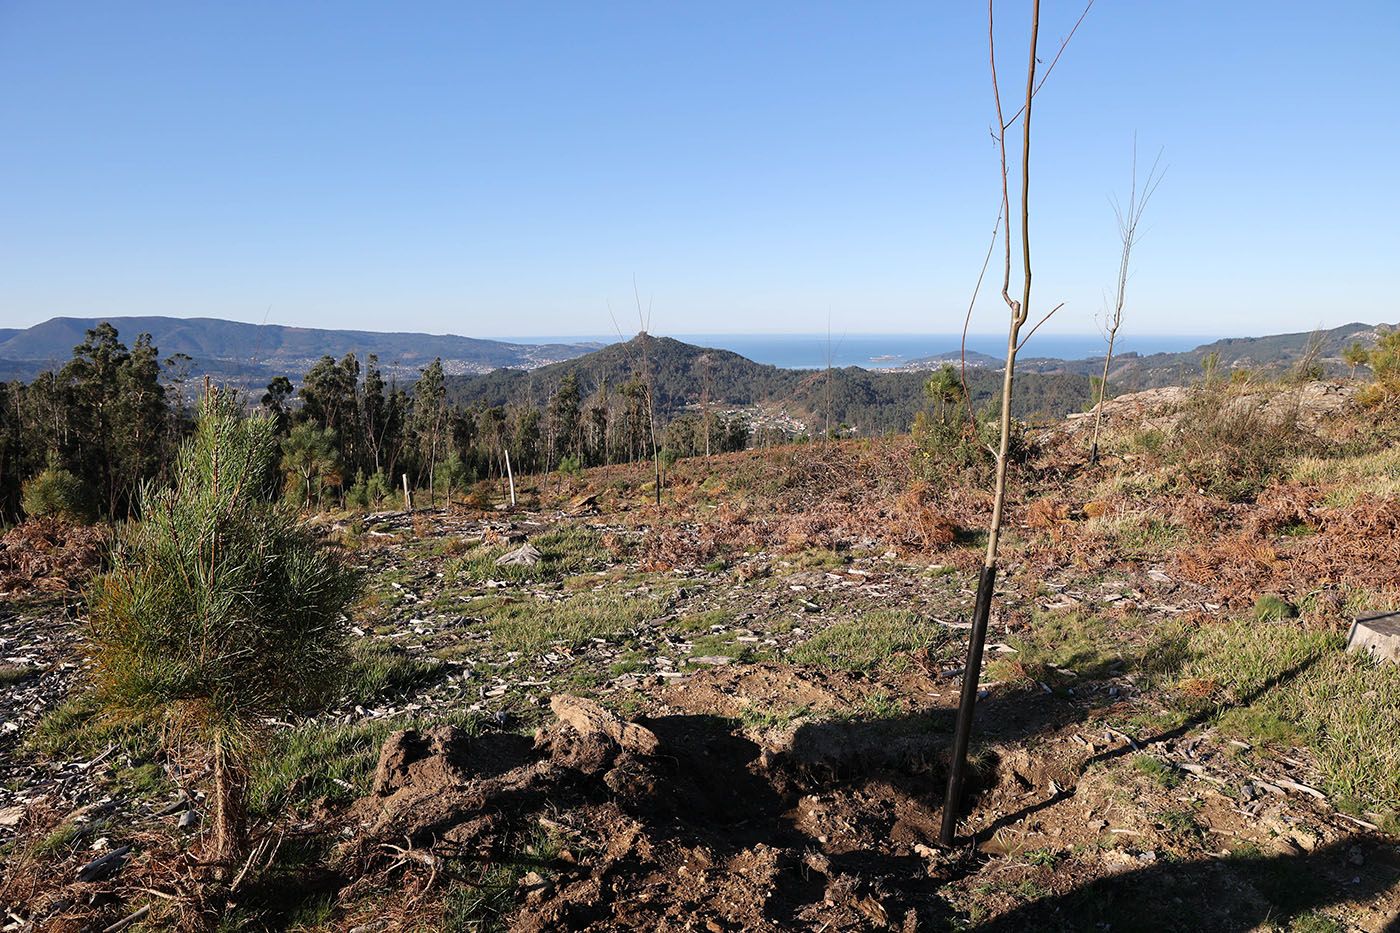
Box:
1;2;1396;339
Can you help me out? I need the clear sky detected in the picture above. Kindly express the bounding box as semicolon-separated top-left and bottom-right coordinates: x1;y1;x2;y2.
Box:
1;2;1396;339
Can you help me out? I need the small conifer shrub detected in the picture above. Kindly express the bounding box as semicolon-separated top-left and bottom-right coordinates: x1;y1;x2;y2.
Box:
87;391;360;869
21;457;95;522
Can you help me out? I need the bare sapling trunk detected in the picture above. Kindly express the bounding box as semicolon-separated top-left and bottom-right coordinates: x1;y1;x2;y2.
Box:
1090;140;1164;463
941;0;1062;848
211;736;247;878
629;279;663;506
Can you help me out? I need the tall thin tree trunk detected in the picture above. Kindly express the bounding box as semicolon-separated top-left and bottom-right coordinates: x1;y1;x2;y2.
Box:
941;0;1043;848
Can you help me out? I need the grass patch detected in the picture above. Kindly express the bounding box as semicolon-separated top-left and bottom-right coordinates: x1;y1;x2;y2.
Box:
249;711;483;815
1132;754;1181;789
740;703;815;729
33;820;83;857
343;641;445;706
439;824;560;932
1157;807;1203;842
608;650;649;677
1175;619;1400;816
1290;445;1400;506
474;591;654;652
988;611;1135;685
1169;385;1319;501
784;548;849;572
114;761;169;800
789;610;948;672
1252;594;1297;622
675;608;732;633
29;693;154;760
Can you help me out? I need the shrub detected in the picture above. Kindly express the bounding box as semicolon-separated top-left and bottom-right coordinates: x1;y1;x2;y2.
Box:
912;406;1028;489
1169;385;1315;501
557;455;583;477
86;391;360;869
21;461;95;522
434;451;471;500
346;469;370;510
1252;594;1298;622
280;422;341;508
366;470;393;508
1358;330;1400;408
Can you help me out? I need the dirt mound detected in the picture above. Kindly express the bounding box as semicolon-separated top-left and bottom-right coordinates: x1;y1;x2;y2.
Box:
343;694;963;931
660;662;865;719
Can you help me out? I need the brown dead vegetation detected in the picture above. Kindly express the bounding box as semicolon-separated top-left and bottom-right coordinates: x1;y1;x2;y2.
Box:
0;517;110;595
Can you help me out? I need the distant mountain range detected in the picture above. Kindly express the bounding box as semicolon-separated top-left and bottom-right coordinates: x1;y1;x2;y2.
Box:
0;316;599;385
443;322;1397;435
2;315;1392;435
908;321;1394;389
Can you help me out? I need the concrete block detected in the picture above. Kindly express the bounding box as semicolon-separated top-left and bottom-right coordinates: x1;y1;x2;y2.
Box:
1346;612;1400;664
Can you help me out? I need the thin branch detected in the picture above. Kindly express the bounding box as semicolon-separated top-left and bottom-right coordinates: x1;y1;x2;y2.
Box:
961;203;1004;428
989;0;1014;311
999;0;1095;132
1016;301;1065;352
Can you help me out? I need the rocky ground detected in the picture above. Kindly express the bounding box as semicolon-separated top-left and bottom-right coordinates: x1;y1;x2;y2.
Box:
3;381;1400;931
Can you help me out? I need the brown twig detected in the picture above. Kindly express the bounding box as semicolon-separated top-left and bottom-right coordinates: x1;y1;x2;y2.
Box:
1016;301;1066;352
999;0;1096;132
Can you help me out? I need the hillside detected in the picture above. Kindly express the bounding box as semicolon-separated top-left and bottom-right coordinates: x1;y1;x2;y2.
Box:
446;332;1097;433
0;316;597;383
5;375;1400;930
907;322;1395;389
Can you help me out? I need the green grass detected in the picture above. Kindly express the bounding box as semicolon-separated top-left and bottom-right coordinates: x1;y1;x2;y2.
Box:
989;611;1137;686
33;820;83;857
1174;619;1400;816
1132;754;1181;789
675;608;732;633
1117;517;1184;555
343;641;446;706
29;694;154;760
249;711;483;814
685;631;767;666
740;703;815;729
1157;807;1203;842
439;825;560;932
1288;911;1343;933
1290;445;1400;506
473;590;655;652
114;761;169;800
788;610;948;672
608;650;649;677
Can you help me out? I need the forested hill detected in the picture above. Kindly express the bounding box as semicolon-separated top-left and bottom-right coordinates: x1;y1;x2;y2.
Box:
445;333;1096;434
915;321;1395;389
0;316;596;381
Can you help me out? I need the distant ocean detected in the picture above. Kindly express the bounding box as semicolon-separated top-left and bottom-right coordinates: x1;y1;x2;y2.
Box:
511;333;1219;371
